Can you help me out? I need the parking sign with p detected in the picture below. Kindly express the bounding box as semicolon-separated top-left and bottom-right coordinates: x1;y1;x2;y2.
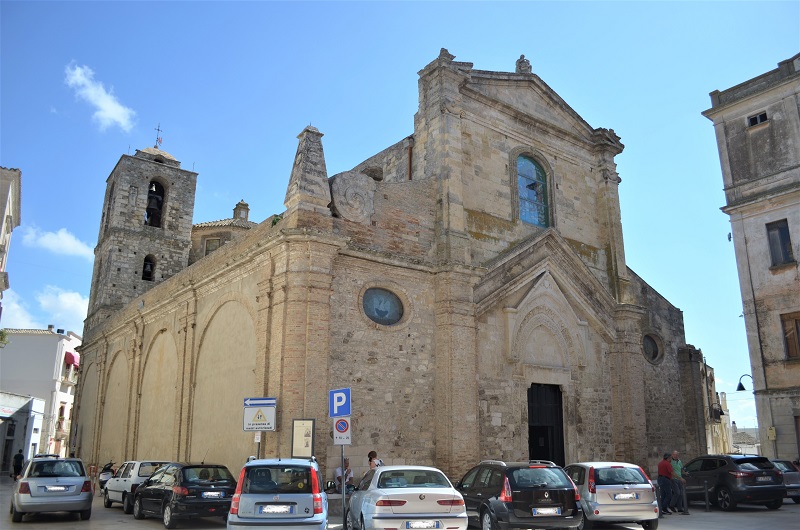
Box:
329;388;351;417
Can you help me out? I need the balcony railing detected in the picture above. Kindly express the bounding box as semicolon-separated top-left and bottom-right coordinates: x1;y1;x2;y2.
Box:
55;419;71;439
61;369;78;385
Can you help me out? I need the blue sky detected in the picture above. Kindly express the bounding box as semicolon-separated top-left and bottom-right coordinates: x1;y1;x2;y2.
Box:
2;1;798;430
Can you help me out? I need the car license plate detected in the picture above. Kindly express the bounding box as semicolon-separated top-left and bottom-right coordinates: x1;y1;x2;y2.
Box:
46;486;67;492
532;507;561;515
202;491;223;498
260;504;293;514
406;521;439;529
788;489;800;496
756;476;771;482
614;493;640;500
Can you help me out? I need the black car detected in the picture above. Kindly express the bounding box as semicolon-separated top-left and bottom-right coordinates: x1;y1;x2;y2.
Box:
456;459;583;530
682;454;785;511
132;462;236;528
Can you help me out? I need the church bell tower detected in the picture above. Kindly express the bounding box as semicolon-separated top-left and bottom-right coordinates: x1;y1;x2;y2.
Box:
85;145;197;332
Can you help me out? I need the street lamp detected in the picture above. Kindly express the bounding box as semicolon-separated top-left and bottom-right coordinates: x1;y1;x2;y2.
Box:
736;374;754;392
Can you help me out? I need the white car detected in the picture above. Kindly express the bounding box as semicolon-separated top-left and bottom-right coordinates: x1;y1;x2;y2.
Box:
346;465;467;530
103;460;168;513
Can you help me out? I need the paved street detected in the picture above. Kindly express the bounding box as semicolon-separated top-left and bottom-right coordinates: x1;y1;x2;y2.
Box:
2;474;798;529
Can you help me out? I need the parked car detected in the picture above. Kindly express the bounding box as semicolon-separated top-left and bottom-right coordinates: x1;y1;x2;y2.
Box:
9;456;93;523
103;460;169;513
132;462;236;528
771;460;800;504
682;454;785;511
455;459;582;530
348;465;467;530
227;457;327;530
563;461;659;529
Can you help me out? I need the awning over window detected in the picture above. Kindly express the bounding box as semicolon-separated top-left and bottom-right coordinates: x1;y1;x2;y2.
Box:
64;351;80;367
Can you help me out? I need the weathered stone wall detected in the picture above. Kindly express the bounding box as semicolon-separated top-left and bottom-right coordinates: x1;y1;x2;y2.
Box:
78;50;701;483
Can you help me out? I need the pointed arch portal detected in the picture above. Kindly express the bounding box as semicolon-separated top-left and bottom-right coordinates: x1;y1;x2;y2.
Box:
527;383;565;466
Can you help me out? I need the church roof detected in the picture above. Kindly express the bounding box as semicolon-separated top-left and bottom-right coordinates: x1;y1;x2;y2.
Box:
139;147;177;161
193;218;258;229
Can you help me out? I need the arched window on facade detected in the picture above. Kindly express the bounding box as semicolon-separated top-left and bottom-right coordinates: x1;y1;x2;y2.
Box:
142;255;156;282
144;181;165;227
517;155;549;227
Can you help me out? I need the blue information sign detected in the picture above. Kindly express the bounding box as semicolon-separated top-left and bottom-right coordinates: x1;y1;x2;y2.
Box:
329;388;351;418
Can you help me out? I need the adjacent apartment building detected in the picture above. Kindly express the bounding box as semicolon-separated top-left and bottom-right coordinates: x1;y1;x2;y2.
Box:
0;327;82;457
0;166;22;307
703;53;800;459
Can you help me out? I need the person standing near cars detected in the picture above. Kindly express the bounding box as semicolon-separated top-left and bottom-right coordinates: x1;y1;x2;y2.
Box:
669;450;687;513
368;450;384;469
335;458;354;493
657;453;673;517
12;449;24;480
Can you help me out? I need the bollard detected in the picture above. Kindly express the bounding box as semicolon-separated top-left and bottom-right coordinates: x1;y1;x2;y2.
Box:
703;480;710;512
682;481;690;514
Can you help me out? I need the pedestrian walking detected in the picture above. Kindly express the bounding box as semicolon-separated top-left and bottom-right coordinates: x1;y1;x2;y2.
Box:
657;452;673;517
669;450;687;513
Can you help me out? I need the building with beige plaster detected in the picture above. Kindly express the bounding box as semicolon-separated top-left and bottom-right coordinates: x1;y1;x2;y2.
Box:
75;50;712;480
703;53;800;460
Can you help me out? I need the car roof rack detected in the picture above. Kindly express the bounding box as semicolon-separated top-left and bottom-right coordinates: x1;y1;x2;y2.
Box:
479;460;507;466
528;460;557;466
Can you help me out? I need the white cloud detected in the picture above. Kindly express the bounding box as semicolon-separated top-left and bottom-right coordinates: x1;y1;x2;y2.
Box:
65;63;135;132
36;286;88;336
0;290;43;329
21;226;94;261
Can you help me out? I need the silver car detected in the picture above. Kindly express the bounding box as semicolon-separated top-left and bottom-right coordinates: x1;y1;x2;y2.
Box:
9;456;93;522
564;461;659;530
771;460;800;504
227;457;328;530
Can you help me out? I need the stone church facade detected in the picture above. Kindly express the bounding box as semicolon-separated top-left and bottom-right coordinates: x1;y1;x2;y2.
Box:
75;50;707;480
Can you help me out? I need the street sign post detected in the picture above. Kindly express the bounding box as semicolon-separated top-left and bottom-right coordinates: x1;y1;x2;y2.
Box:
329;388;351;417
333;416;351;445
243;397;276;431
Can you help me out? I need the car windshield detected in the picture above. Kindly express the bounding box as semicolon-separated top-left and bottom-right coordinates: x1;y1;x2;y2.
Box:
138;462;166;477
243;465;312;494
594;467;648;485
734;458;774;471
182;466;235;483
772;461;795;473
29;460;84;478
510;467;571;488
377;470;451;488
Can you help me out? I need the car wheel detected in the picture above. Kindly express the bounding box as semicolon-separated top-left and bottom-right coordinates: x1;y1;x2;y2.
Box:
123;493;133;514
345;510;355;530
11;504;23;523
80;508;92;520
103;489;112;508
579;512;594;530
162;504;177;529
641;518;659;530
765;498;782;510
716;486;737;511
481;510;497;530
133;497;145;520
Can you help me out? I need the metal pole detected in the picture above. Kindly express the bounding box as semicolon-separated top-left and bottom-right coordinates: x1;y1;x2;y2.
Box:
341;445;346;529
681;481;690;514
703;480;710;512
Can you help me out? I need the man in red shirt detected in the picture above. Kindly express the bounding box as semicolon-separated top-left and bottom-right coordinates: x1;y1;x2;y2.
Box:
657;453;673;516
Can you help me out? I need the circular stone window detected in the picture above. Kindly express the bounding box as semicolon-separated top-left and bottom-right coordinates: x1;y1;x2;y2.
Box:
643;334;660;362
362;287;404;326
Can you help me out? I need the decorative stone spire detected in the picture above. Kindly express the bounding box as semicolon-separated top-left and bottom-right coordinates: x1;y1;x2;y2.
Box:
284;126;331;213
233;199;249;221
